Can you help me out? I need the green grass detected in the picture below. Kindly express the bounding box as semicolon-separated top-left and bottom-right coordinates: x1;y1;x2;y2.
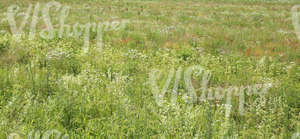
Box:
0;0;299;138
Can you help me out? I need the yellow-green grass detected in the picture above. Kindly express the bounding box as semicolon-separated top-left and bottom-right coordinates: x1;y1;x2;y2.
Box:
0;0;299;138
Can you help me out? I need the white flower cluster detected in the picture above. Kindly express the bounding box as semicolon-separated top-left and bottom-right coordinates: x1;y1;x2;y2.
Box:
123;49;148;59
159;25;177;35
46;48;70;60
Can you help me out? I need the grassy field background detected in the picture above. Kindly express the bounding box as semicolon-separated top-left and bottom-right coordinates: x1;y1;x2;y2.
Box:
0;0;299;138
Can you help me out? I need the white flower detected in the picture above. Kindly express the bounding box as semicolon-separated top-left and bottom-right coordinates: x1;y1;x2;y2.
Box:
46;48;70;60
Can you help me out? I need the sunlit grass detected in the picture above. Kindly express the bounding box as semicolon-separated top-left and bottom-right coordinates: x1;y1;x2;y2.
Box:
0;0;299;138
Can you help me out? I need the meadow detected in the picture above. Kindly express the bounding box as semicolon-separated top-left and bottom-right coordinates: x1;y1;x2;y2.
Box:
0;0;299;138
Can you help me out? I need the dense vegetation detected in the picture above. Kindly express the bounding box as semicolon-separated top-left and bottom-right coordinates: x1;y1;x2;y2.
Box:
0;0;299;138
